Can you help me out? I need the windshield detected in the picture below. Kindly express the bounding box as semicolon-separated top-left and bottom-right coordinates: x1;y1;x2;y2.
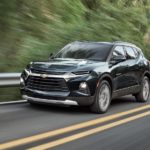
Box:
55;42;112;61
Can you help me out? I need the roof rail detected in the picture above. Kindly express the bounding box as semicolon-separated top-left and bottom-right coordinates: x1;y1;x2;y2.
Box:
114;41;136;46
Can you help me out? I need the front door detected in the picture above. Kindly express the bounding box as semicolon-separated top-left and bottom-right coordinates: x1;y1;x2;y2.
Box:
110;45;129;91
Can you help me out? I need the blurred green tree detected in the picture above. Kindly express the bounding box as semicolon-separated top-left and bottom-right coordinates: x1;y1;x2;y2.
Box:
0;0;149;72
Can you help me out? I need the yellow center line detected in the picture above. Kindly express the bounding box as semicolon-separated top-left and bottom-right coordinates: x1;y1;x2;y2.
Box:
0;105;150;150
28;111;150;150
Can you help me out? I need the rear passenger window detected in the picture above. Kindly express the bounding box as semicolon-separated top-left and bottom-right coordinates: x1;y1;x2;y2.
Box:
133;47;139;58
125;46;136;59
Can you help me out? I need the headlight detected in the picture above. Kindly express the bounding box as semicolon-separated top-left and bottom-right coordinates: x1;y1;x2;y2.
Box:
21;69;30;80
64;72;78;79
64;72;89;81
21;63;32;80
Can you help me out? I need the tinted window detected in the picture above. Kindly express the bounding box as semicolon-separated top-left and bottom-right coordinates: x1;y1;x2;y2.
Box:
112;46;125;57
132;47;139;58
125;46;136;59
55;42;112;61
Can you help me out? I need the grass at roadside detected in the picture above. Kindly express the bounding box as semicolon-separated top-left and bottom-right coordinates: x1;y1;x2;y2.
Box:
0;87;21;102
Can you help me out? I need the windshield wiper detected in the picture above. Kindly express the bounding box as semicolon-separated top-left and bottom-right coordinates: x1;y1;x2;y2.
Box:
87;58;102;61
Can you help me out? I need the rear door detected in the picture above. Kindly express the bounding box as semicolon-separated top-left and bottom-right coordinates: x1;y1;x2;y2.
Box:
124;46;140;86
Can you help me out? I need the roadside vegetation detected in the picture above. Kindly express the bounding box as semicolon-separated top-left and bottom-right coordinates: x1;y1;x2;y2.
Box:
0;0;150;72
0;0;150;101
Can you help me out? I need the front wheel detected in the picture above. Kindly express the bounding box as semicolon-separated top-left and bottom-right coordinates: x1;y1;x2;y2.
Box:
90;80;111;114
135;76;150;102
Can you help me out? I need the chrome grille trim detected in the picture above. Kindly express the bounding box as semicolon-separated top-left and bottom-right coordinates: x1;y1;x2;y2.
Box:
23;95;78;106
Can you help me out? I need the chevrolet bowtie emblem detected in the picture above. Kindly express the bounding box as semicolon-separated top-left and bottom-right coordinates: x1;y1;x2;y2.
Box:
40;74;48;78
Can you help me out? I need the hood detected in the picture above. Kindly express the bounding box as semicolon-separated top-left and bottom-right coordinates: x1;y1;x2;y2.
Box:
30;59;106;74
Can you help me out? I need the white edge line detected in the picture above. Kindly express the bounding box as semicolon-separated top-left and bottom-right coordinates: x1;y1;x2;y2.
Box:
0;100;27;105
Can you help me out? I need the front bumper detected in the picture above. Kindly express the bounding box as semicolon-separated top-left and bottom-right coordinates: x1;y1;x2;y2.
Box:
23;95;78;106
21;88;94;106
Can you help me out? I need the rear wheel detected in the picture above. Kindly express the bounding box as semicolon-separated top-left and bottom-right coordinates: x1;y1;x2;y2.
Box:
135;76;150;102
90;80;111;113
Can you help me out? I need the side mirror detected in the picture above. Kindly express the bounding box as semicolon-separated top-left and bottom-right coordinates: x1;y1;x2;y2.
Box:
110;55;126;64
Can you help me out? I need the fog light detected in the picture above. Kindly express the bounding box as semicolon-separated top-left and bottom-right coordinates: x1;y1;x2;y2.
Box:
79;82;90;94
20;77;25;88
79;82;88;89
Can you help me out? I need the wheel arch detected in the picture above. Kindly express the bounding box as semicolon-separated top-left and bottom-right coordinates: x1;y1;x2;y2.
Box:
98;74;113;94
143;71;150;82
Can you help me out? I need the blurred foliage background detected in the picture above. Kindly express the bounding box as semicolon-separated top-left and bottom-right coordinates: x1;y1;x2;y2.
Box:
0;0;150;101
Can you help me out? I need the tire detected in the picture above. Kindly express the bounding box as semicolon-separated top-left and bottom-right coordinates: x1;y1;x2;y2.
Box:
135;76;150;102
90;80;111;114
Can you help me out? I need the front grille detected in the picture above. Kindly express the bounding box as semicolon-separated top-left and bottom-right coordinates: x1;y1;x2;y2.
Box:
26;76;69;92
31;68;65;75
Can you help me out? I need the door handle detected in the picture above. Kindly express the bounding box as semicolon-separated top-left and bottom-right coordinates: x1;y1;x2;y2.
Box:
116;73;122;76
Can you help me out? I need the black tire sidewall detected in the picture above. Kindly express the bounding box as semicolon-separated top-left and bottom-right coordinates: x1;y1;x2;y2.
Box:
135;76;150;102
94;80;111;113
141;76;150;102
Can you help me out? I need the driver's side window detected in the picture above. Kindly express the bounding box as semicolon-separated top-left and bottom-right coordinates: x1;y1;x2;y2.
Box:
111;46;126;60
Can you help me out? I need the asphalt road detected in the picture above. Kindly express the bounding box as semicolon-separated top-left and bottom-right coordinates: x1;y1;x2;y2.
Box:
0;96;150;150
